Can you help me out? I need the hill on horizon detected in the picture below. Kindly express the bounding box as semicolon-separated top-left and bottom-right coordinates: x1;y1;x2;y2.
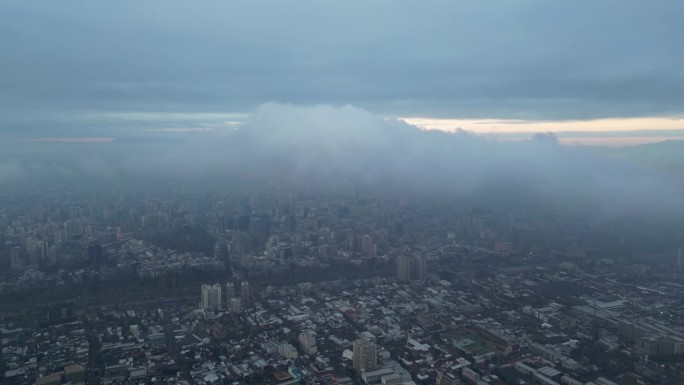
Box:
601;139;684;172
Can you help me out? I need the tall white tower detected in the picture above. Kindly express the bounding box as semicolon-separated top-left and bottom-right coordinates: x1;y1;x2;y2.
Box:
353;336;377;374
201;283;222;310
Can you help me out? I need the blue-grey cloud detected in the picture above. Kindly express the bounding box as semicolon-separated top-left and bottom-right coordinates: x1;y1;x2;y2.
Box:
1;0;683;136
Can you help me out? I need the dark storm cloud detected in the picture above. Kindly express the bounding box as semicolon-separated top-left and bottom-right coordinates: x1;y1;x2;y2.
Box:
1;0;683;134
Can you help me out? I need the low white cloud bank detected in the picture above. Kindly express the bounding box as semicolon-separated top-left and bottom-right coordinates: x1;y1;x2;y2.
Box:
0;104;682;219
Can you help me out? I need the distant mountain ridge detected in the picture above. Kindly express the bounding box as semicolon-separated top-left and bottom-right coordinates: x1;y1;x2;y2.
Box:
602;140;684;170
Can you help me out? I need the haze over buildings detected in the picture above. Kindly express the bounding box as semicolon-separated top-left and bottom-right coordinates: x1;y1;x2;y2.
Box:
0;1;683;220
2;2;684;385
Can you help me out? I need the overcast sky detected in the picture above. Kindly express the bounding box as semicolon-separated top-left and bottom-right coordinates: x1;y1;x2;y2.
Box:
1;2;684;219
1;1;684;138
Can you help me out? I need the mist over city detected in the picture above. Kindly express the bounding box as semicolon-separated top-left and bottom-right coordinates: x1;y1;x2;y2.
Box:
2;103;683;219
1;2;684;385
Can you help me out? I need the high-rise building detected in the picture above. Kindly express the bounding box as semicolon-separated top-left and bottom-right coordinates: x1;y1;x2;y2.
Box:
225;281;236;299
249;216;270;246
278;343;299;359
240;281;250;304
214;240;229;261
26;239;39;266
353;336;377;374
217;213;227;233
64;219;83;238
412;254;427;281
88;242;103;267
47;245;58;265
10;246;23;271
38;240;49;263
283;213;297;232
201;283;222;310
361;234;375;257
229;297;242;314
397;255;427;282
299;331;318;355
396;255;412;283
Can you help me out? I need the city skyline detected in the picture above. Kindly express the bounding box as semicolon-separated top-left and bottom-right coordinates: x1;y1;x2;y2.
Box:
1;2;684;383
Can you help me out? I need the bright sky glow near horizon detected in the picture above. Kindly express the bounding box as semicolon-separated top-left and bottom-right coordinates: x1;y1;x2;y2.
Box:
402;117;684;134
402;116;684;146
11;113;684;147
1;1;683;147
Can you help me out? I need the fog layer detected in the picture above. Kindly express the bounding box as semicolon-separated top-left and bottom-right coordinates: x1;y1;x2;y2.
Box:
0;104;681;219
